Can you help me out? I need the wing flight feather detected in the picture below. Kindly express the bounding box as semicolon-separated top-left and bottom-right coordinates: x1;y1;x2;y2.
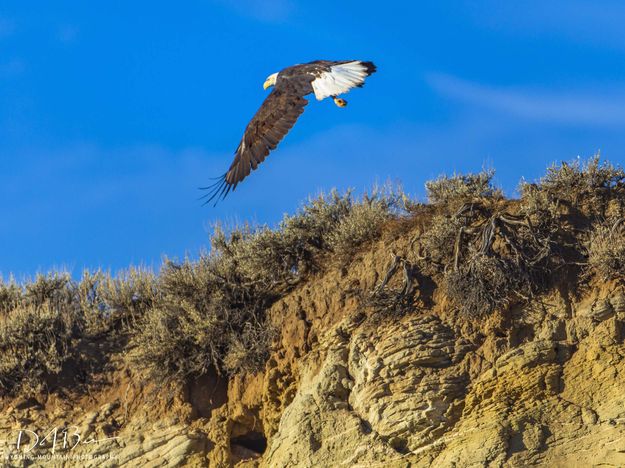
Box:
201;83;308;205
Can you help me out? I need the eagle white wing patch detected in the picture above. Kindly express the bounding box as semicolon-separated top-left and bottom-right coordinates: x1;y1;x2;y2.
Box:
311;61;371;101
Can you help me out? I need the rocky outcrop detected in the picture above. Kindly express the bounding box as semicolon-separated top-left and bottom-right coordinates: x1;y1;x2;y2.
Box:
0;369;213;467
259;284;625;467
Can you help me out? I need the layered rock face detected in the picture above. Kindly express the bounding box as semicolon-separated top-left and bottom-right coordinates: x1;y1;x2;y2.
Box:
259;284;625;467
2;227;625;467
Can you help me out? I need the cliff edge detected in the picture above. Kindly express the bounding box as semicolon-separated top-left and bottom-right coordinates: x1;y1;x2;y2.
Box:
1;157;625;467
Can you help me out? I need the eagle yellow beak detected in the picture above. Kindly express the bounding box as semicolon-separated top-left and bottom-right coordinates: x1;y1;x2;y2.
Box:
263;79;272;90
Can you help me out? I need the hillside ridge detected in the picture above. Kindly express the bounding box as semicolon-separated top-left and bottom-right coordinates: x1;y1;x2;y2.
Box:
2;156;625;467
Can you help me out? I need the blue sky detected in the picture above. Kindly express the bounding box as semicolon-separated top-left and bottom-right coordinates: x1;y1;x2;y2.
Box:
2;1;625;278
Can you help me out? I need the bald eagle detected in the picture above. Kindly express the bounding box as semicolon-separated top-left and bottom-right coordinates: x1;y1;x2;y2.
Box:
202;60;377;204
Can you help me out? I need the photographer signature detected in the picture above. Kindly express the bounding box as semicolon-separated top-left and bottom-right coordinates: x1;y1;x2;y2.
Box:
15;427;120;454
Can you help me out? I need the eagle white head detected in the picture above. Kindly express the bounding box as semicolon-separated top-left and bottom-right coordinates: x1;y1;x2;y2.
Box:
263;72;278;90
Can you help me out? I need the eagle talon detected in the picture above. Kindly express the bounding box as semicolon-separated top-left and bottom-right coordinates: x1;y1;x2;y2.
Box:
333;97;347;108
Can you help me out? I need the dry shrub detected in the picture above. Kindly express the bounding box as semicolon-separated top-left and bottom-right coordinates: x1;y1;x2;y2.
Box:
420;176;555;314
443;250;531;316
520;155;625;217
0;270;160;394
425;169;502;206
0;278;21;314
70;268;158;334
128;234;282;380
437;214;555;316
588;219;625;281
271;190;355;276
11;158;625;392
0;274;84;394
279;189;403;270
222;320;277;375
326;187;405;261
92;268;158;331
420;214;465;271
23;273;75;309
0;272;78;316
519;182;560;222
0;304;81;394
129;303;220;380
209;225;301;288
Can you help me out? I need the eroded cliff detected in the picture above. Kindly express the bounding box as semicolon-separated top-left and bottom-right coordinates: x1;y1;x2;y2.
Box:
2;158;625;467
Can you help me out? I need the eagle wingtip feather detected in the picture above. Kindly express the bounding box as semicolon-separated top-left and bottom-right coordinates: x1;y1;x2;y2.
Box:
361;61;377;76
199;173;234;207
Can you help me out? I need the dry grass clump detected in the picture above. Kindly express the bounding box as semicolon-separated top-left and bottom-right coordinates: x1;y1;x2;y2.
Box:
326;188;405;261
443;249;531;316
0;304;81;394
425;169;503;206
83;268;158;332
520;156;625;218
587;219;625;281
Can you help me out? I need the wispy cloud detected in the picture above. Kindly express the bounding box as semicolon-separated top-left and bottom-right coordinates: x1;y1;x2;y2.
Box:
214;0;293;23
427;73;625;127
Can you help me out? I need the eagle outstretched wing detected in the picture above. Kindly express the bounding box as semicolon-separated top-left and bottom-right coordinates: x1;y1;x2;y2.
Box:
201;80;310;205
202;60;376;205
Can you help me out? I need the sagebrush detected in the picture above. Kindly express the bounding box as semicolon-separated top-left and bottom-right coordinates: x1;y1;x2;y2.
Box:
0;190;403;393
1;157;622;395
